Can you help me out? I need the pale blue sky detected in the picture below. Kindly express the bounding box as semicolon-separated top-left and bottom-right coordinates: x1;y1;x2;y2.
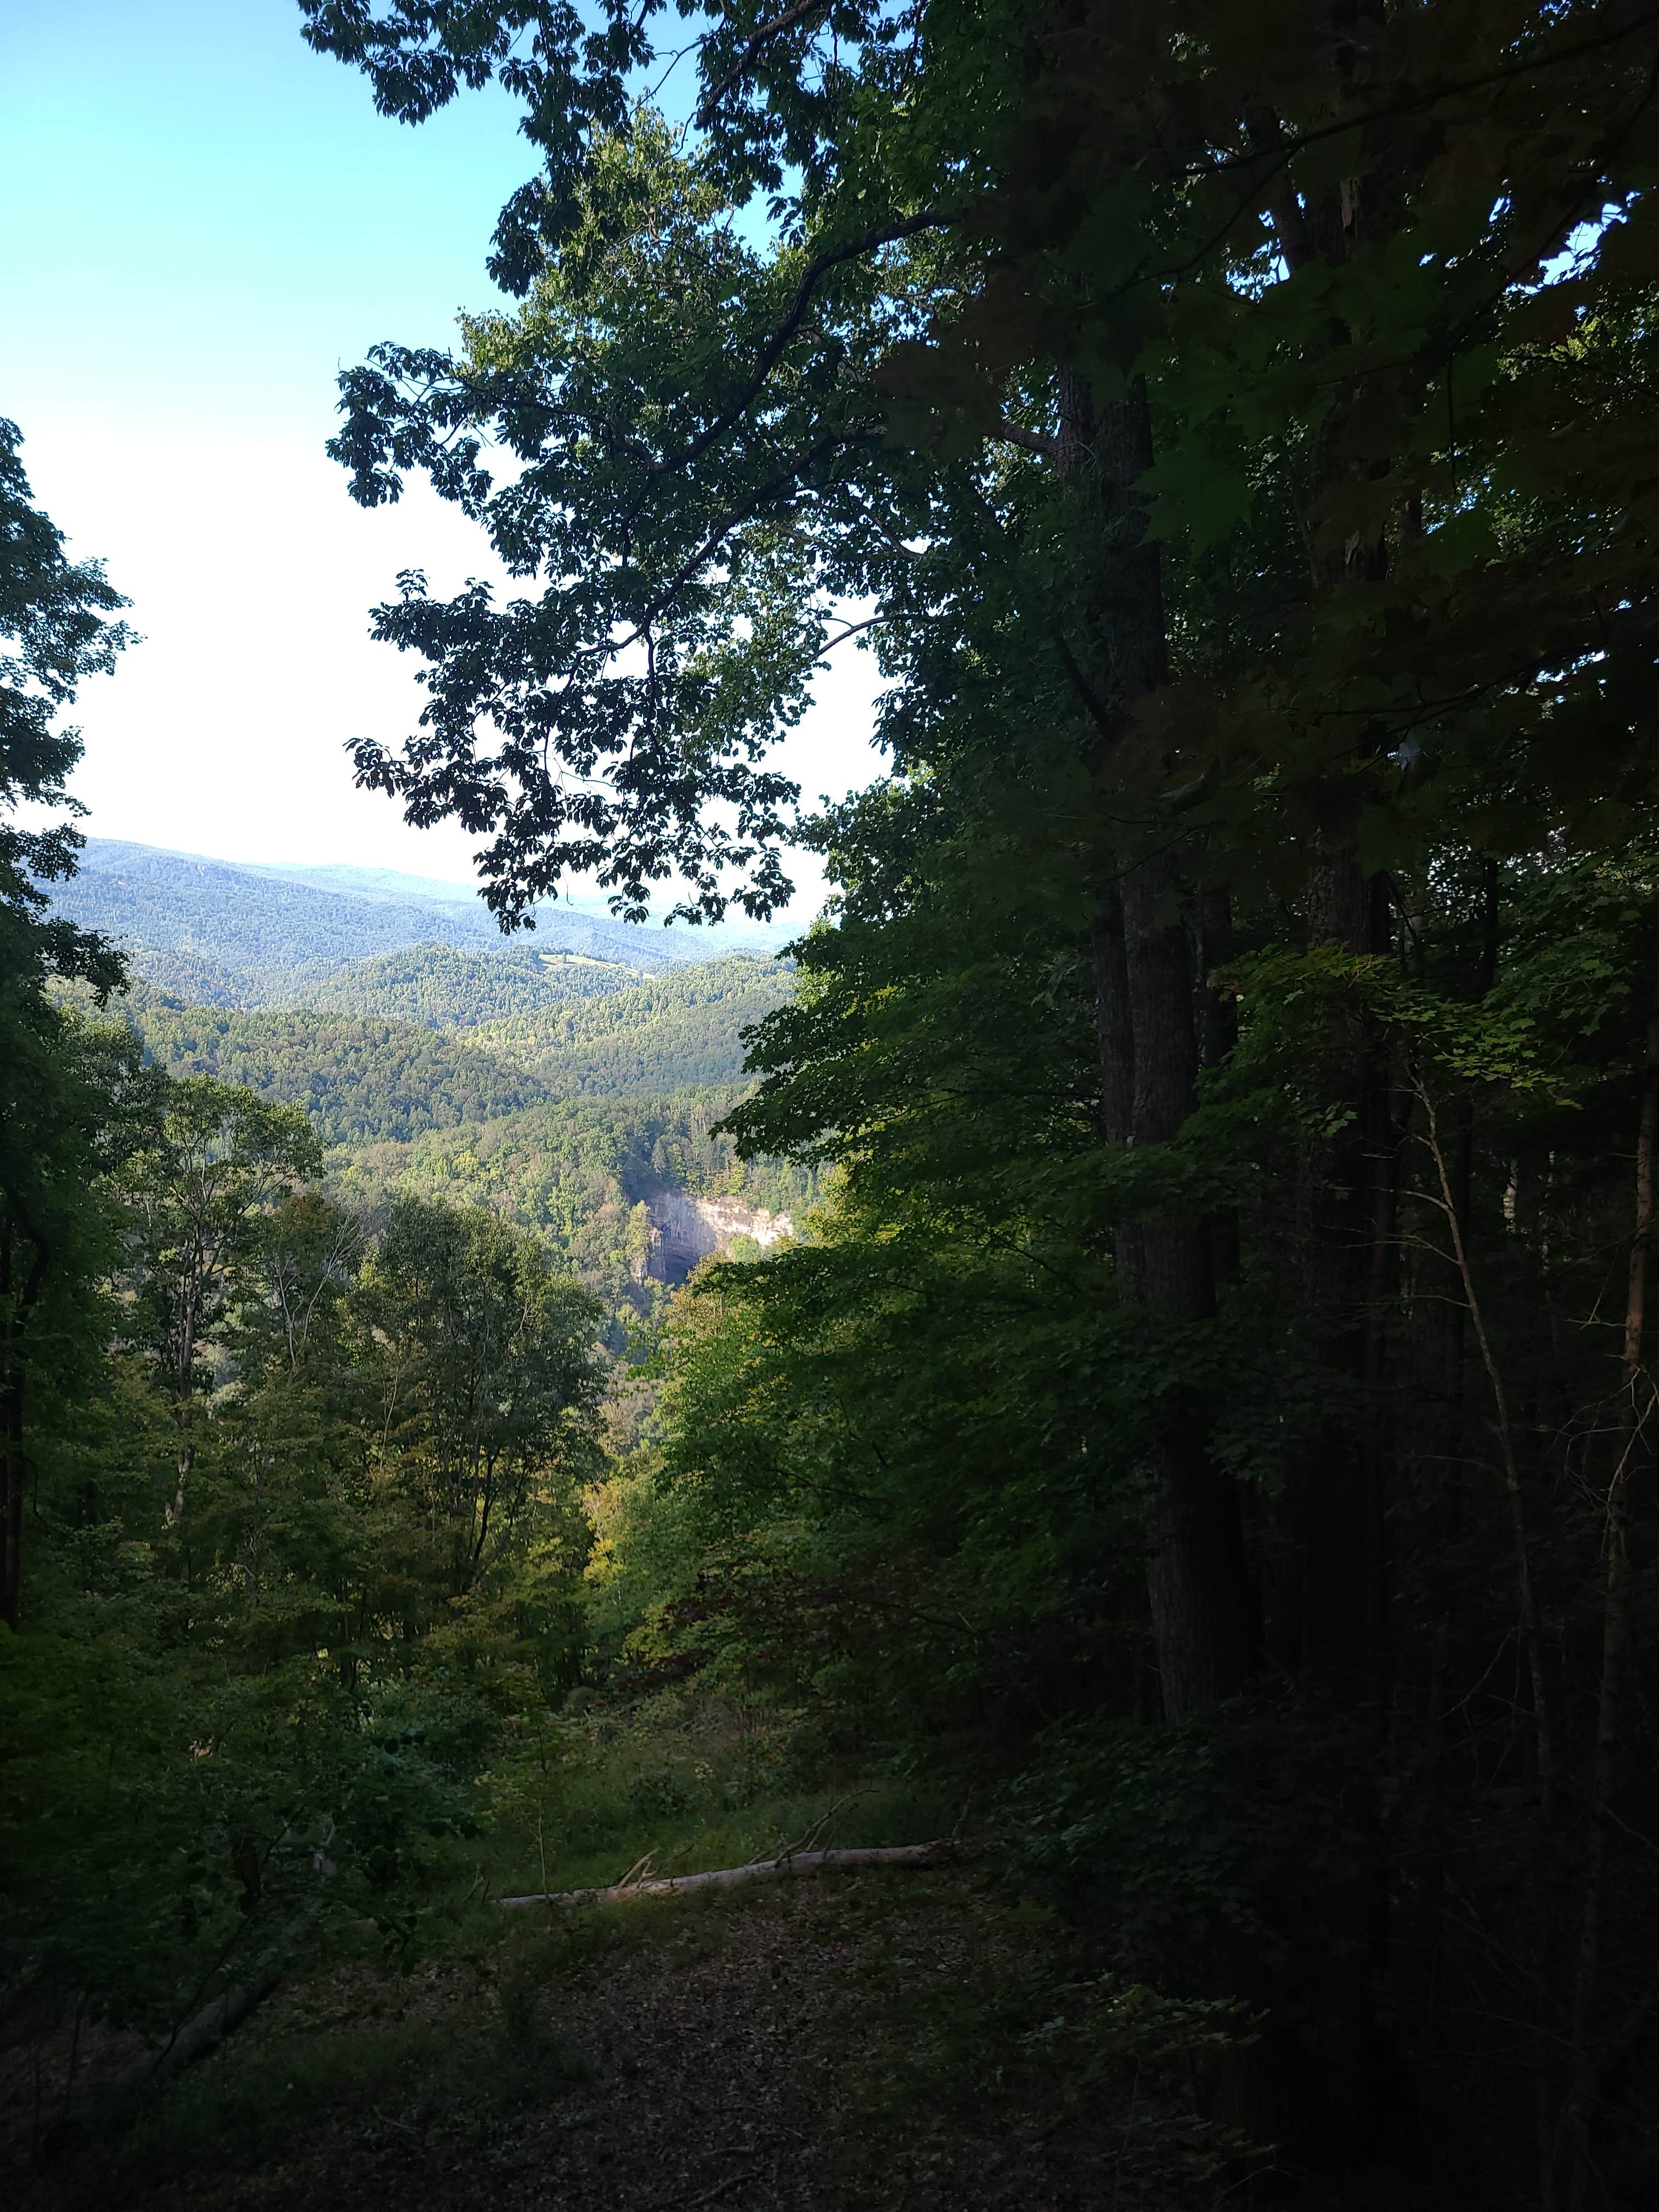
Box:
1;0;878;916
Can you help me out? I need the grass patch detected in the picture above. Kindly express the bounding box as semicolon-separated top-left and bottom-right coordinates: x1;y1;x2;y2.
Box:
259;1683;955;1982
475;1684;961;1903
20;1967;601;2211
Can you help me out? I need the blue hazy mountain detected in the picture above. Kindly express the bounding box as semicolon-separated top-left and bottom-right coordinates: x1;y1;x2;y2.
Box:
50;840;784;1006
247;858;797;954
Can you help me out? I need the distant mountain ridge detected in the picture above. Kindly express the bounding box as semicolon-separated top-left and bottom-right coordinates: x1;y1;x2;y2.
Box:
241;860;511;909
468;960;792;1096
50;839;786;1005
256;860;797;948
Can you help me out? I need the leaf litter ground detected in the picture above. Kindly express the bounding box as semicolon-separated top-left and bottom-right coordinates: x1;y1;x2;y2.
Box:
8;1869;1177;2212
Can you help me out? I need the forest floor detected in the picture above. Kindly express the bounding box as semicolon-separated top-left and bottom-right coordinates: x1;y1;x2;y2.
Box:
2;1857;1531;2212
5;1864;1191;2212
2;1683;1534;2211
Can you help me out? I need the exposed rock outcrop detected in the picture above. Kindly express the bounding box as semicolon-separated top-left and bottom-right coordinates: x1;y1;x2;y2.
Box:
639;1190;794;1284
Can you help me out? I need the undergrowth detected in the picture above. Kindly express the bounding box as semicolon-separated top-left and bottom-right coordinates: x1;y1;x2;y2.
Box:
444;1681;957;1915
4;1689;1238;2209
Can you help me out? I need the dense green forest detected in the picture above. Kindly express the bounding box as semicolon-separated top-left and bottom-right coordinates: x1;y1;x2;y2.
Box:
123;990;557;1145
82;967;801;1320
467;958;794;1094
76;960;807;1333
9;4;1659;2210
297;941;637;1026
338;1092;815;1306
106;957;786;1147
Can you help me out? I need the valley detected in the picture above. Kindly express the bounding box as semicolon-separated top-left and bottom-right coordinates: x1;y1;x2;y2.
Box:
56;839;809;1296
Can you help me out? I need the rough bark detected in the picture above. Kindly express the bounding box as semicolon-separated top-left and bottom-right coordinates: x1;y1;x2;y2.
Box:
1;1363;21;1634
1254;34;1400;1699
1092;885;1135;1148
1252;52;1408;2157
1119;853;1255;1713
167;1260;201;1527
2;1212;18;1630
1198;886;1243;1290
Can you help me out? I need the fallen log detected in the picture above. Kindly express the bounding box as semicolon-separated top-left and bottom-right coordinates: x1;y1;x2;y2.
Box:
497;1839;955;1911
153;1977;278;2076
97;1976;279;2102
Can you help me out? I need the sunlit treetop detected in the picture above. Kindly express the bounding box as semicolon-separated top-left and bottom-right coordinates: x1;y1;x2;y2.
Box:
0;416;132;990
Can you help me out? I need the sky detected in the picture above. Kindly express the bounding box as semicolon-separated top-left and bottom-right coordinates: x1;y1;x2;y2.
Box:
0;0;883;919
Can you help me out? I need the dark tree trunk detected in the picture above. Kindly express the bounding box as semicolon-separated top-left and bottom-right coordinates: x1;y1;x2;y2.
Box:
1092;885;1135;1148
1297;844;1395;1696
1121;854;1255;1714
1;1367;21;1633
1069;371;1255;1718
1561;960;1659;2211
2;1213;17;1629
1198;884;1242;1290
1;1202;45;1634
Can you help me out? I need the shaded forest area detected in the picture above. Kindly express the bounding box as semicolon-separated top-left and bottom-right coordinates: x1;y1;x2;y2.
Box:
8;3;1659;2209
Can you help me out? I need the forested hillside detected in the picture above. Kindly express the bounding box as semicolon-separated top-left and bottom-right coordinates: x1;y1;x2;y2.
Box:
53;838;529;997
297;941;637;1027
72;939;803;1342
337;1092;815;1297
124;989;554;1146
104;952;789;1156
470;959;791;1094
10;6;1659;2211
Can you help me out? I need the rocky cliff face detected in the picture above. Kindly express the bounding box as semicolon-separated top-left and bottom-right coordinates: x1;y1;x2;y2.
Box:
641;1190;794;1284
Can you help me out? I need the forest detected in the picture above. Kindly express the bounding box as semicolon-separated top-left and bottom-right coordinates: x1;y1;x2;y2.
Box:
119;955;785;1132
6;2;1659;2208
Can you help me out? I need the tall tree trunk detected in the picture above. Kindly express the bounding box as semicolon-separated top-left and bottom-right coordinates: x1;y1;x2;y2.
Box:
1121;851;1255;1713
1561;961;1659;2211
1256;29;1400;1700
1092;885;1135;1149
1;1208;19;1631
0;1199;46;1633
1198;884;1242;1291
168;1265;201;1526
1299;845;1394;1694
1068;370;1255;1717
1254;59;1410;2152
1;1358;21;1633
